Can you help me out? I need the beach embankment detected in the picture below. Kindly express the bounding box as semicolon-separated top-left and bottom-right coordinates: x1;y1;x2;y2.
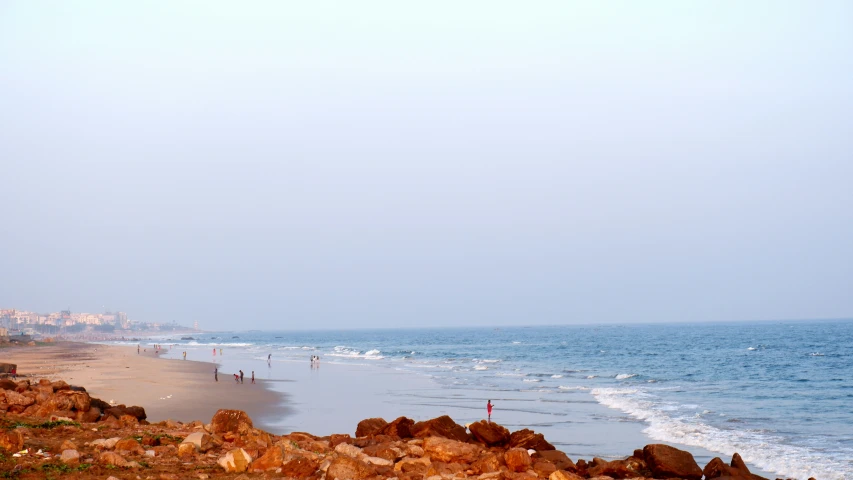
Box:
0;373;788;480
0;341;288;429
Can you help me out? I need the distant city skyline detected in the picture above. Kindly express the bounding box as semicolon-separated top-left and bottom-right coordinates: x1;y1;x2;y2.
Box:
2;2;852;330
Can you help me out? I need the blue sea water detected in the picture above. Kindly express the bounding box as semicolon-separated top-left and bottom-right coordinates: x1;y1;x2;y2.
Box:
132;320;851;480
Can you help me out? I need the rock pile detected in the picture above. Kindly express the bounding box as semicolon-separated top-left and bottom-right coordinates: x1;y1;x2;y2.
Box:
0;378;814;480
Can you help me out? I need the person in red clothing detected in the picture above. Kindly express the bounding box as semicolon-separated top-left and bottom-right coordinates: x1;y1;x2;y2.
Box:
487;400;493;422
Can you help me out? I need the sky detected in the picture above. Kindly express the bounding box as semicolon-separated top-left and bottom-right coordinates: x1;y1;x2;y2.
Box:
1;1;852;330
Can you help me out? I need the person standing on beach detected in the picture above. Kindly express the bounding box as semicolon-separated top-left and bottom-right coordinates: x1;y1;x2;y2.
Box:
239;370;244;383
137;345;140;354
251;371;255;384
487;400;493;422
267;353;271;365
214;367;218;382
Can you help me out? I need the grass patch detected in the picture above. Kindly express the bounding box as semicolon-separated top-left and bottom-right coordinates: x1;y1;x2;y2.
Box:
11;420;80;429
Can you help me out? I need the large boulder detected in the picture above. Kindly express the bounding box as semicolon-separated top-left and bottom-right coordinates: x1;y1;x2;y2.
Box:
281;456;319;477
104;404;146;421
99;452;128;467
469;420;511;446
412;415;469;442
471;452;503;474
4;390;35;407
643;444;703;480
0;378;18;390
356;417;388;437
327;455;375;480
56;390;91;411
249;445;283;472
423;436;482;463
587;457;649;479
536;450;577;472
505;447;533;472
0;363;16;374
510;428;555;451
210;409;253;435
217;448;252;473
704;453;767;480
378;416;414;438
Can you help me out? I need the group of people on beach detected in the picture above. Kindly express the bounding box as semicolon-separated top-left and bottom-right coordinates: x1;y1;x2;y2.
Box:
310;355;320;366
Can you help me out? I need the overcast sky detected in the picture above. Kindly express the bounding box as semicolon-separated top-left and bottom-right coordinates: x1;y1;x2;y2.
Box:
1;1;851;330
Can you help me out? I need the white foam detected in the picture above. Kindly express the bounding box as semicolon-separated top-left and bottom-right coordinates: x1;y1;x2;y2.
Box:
591;388;851;480
615;373;638;380
747;347;757;351
551;374;563;378
522;378;541;383
558;385;589;391
474;365;488;371
586;375;597;379
810;352;825;356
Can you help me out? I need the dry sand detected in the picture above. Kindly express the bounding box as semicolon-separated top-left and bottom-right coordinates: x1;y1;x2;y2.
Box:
0;342;290;431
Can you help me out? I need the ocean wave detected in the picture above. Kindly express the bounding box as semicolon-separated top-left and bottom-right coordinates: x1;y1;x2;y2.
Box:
558;385;589;391
591;388;850;480
473;365;489;370
522;378;541;383
616;373;638;380
551;374;563;378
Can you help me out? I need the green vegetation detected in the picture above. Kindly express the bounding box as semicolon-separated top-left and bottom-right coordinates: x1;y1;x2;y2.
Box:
10;420;80;429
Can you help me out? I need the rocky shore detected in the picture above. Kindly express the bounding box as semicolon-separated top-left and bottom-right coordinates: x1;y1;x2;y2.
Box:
1;377;810;480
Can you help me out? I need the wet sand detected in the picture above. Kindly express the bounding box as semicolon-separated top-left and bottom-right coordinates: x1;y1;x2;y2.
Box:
0;342;290;431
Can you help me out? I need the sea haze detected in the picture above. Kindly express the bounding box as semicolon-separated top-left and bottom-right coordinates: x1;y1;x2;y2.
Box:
118;320;852;480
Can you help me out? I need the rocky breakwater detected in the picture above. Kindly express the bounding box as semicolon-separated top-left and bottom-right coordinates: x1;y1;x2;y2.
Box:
1;378;814;480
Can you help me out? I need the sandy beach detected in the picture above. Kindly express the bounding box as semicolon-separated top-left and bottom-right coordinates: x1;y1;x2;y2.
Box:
0;342;289;430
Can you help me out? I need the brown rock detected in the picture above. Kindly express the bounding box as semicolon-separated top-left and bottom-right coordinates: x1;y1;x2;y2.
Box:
363;442;403;461
104;404;147;421
411;415;470;442
115;438;145;455
281;456;319;477
510;428;556;451
471;452;504;474
60;440;78;451
587;457;649;479
534;460;558;477
507;471;539;480
505;447;533;472
177;442;197;459
4;389;35;407
0;379;18;391
249;444;283;472
394;456;432;474
78;406;102;423
378;416;414;438
211;409;254;435
327;455;375;480
549;470;585;480
99;451;129;467
118;414;139;426
56;390;91;411
536;450;577;472
469;420;511;446
0;429;24;452
330;433;352;448
356;417;388;437
643;444;703;480
217;448;252;473
423;436;482;463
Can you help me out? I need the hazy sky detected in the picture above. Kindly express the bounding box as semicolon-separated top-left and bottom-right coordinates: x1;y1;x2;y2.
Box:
1;1;851;330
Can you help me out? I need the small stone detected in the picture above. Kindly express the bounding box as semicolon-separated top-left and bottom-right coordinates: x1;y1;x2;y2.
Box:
60;449;80;463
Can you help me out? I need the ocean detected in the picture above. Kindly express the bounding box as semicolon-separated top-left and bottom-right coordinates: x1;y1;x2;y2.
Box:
122;320;851;480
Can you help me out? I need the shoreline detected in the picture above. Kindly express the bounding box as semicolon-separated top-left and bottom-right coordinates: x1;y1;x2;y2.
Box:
0;341;290;432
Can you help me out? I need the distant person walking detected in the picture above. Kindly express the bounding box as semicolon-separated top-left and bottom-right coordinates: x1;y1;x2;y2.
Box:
183;351;186;360
239;370;244;384
214;367;218;382
137;345;140;354
213;348;216;356
251;371;255;384
487;400;493;422
267;353;271;365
